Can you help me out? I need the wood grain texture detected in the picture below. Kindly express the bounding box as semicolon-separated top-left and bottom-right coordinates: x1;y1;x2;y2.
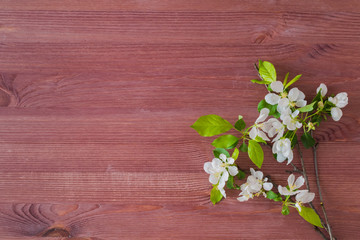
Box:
0;1;360;239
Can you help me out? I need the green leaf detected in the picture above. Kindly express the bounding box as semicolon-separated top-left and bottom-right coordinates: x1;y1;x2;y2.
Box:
251;79;270;84
239;142;248;152
298;206;323;228
210;185;223;205
212;135;239;149
248;140;264;168
291;134;298;149
312;91;322;103
259;61;277;83
234;116;246;131
284;74;302;89
301;132;316;149
283;72;289;86
231;148;239;160
298;102;316;113
226;175;236;189
282;205;290;215
266;190;278;200
191;115;233;137
255;136;267;143
213;148;230;158
237;169;246;180
257;100;280;118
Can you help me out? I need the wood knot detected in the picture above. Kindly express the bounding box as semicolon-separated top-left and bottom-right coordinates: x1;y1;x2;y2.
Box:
0;89;11;107
41;227;71;238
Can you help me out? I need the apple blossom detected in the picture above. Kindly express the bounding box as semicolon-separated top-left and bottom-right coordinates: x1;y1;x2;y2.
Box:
204;154;238;198
316;83;328;97
278;174;305;196
272;138;293;164
295;190;315;212
249;108;270;141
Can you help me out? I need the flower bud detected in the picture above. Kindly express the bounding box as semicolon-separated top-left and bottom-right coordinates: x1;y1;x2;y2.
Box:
307;122;315;131
317;101;324;109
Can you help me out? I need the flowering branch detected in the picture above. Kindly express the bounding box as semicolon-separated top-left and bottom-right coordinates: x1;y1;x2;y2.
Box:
191;60;348;239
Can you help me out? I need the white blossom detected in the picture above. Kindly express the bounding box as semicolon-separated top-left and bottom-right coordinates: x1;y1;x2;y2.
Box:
329;92;348;108
282;110;302;131
329;92;348;121
204;154;238;198
237;168;273;202
316;83;328;97
278;174;304;196
295;190;315;212
262;118;285;142
249;108;270;141
264;81;284;105
272;138;293;164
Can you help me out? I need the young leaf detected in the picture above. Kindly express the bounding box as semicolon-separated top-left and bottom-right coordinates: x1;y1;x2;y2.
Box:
266;190;278;200
239;142;248;152
282;205;290;215
251;79;270;84
301;132;316;149
298;102;316;113
231;148;239;160
212;135;239;149
248;140;264;168
237;169;246;179
259;61;277;83
234;116;246;131
291;134;298;149
226;175;236;189
283;72;289;86
210;185;223;205
297;206;323;228
284;74;302;89
255;136;267;144
191;115;233;137
213;148;230;158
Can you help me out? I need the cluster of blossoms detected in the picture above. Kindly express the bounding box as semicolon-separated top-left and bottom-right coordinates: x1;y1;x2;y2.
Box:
237;168;273;202
278;174;315;212
203;153;238;198
193;61;348;237
248;81;348;165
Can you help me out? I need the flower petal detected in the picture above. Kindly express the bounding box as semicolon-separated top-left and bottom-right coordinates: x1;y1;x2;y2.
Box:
256;108;270;123
219;154;227;162
287;174;295;187
209;174;219;185
288;88;299;102
228;166;238;176
270;81;284;93
265;93;281;105
316;83;328;97
294;176;305;189
331;107;343;121
203;162;213;174
263;182;273;191
249;127;258;140
227;157;235;165
258;130;270;142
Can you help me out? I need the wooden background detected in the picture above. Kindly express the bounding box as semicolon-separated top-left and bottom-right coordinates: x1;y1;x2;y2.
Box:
0;1;360;239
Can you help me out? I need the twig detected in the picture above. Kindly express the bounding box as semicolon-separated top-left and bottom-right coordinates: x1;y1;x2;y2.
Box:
296;141;328;232
314;226;329;240
311;131;334;240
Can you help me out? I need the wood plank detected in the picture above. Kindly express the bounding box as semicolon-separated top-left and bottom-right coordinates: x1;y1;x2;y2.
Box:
1;0;359;12
0;11;360;45
0;202;359;239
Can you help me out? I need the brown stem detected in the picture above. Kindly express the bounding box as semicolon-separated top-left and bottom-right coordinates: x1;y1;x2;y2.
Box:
311;131;334;240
